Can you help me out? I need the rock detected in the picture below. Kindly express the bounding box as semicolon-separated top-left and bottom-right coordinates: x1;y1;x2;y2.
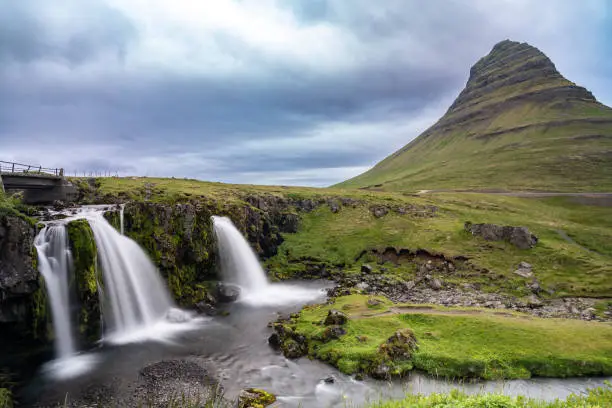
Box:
238;388;276;408
518;261;532;270
528;281;541;294
379;328;418;359
324;309;348;326
404;280;416;291
215;283;241;303
0;214;38;323
514;261;533;278
465;222;538;249
356;282;370;292
354;373;364;381
323;376;335;384
321;326;346;341
581;307;596;320
527;294;542;308
514;268;533;278
430;278;443;290
328;200;341;213
361;264;373;274
371;362;391;380
370;205;389;218
367;298;382;306
268;333;281;349
282;339;307;358
195;301;218;316
279;213;299;233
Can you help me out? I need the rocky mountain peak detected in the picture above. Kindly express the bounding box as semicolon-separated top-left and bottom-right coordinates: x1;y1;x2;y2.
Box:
447;39;595;115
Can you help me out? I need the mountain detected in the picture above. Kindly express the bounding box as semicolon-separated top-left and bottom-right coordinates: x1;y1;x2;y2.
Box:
337;40;612;192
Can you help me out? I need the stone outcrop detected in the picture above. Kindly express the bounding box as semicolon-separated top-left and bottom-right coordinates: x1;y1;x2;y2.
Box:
465;222;538;249
0;214;39;324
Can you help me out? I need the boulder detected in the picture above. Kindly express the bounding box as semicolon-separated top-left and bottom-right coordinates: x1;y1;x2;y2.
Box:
321;326;346;341
370;206;389;218
366;298;382;307
356;282;370;292
281;338;307;359
324;309;348;326
361;264;373;274
430;278;443;290
514;261;533;278
379;328;418;359
268;333;281;349
371;362;391;380
238;388;276;408
465;222;538;249
215;283;241;303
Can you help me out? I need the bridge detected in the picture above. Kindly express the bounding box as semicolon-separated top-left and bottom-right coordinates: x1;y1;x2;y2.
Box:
0;161;78;204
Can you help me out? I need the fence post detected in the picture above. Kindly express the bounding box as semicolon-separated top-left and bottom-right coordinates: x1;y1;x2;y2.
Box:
59;168;64;177
11;163;14;173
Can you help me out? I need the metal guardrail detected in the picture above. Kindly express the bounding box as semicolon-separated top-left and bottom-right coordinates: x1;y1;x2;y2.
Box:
0;160;63;177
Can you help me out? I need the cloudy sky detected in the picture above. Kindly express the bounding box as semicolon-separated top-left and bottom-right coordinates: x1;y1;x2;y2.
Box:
1;0;611;186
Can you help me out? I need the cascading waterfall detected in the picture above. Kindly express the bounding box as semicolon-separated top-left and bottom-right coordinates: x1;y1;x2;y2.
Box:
211;216;324;306
86;211;177;341
34;206;198;378
212;216;268;291
34;226;76;359
119;203;125;235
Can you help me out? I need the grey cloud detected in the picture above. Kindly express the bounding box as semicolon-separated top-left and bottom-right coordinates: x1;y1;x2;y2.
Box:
0;0;136;64
0;0;610;186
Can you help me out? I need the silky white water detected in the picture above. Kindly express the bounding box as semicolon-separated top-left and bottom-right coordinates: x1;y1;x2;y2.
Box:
35;206;199;378
34;226;75;359
212;216;324;306
119;203;125;235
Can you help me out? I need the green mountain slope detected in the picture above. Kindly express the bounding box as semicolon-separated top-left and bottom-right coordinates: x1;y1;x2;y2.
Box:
337;40;612;192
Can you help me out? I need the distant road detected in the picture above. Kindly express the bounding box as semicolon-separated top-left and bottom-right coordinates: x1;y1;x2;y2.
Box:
416;190;612;206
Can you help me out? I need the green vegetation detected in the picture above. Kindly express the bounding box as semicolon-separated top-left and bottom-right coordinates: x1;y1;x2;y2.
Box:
268;193;612;298
66;219;101;342
367;383;612;408
0;388;12;408
278;295;612;380
337;41;612;192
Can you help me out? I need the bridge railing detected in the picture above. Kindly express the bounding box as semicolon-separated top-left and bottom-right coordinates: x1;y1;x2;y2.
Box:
0;160;62;177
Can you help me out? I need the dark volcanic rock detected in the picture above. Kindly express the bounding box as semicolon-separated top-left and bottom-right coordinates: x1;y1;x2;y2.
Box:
215;283;241;303
465;222;538;249
324;309;348;326
0;215;38;323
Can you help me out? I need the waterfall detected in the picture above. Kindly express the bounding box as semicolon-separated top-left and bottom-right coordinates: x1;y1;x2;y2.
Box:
119;204;125;235
211;216;324;306
34;226;76;359
212;216;268;292
86;211;176;341
34;206;199;378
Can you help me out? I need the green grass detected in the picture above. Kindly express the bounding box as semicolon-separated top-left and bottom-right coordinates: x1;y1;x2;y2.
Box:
267;192;612;298
283;295;612;380
367;383;612;408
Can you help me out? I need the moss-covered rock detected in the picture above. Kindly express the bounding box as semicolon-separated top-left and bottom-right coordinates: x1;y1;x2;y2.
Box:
238;388;276;408
66;219;101;343
0;388;12;408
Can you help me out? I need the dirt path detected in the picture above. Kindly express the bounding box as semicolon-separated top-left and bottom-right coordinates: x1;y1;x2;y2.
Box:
362;306;523;319
417;190;612;206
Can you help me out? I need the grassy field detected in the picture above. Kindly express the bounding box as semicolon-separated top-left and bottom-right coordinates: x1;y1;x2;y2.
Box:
281;295;612;380
267;192;612;298
367;384;612;408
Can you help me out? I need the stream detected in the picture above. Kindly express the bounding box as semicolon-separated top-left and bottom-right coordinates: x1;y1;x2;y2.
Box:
24;281;611;407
